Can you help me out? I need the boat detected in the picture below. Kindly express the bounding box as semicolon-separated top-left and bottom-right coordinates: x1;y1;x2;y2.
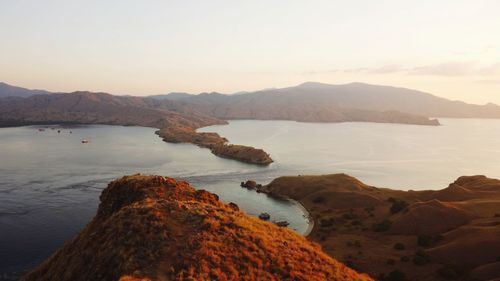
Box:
38;128;45;132
258;212;271;221
274;220;289;227
81;139;90;144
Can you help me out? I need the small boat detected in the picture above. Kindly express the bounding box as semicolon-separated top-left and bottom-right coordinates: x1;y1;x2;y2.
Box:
258;212;271;221
57;130;61;133
81;139;90;144
274;220;289;227
38;128;45;132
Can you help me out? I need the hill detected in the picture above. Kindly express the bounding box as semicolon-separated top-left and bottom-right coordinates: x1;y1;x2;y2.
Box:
161;82;500;122
0;82;53;98
0;91;220;128
21;175;371;281
256;174;500;280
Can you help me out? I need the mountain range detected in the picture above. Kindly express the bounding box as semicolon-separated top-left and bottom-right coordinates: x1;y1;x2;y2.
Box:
3;81;500;125
152;81;500;120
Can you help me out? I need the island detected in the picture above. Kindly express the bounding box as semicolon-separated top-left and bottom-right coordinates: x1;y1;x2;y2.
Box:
21;174;371;281
255;174;500;281
156;123;273;165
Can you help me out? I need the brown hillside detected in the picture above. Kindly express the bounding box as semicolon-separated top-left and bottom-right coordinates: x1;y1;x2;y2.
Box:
390;200;472;235
22;175;371;281
258;173;500;280
260;174;385;209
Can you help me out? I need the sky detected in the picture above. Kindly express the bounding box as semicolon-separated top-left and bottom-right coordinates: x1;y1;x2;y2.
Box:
1;0;500;104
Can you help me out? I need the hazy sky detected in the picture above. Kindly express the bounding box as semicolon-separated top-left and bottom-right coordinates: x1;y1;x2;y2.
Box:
1;0;499;104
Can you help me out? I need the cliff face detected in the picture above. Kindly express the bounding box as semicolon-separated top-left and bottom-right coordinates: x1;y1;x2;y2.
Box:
22;175;371;281
260;174;500;281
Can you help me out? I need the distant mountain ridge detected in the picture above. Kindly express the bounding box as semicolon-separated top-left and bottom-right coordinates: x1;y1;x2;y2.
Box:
0;91;220;128
0;82;53;98
3;81;500;126
153;82;500;120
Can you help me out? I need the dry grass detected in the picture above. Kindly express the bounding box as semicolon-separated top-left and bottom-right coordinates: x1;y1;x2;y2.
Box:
22;174;371;281
264;173;500;281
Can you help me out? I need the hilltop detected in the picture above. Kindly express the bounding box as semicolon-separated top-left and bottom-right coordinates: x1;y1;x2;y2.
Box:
0;82;53;98
257;174;500;281
21;175;371;281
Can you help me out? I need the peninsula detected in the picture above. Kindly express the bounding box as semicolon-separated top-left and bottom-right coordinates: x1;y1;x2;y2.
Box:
256;174;500;281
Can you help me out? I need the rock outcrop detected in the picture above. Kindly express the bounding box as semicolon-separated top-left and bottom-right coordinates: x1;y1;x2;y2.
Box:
21;175;370;281
156;124;273;165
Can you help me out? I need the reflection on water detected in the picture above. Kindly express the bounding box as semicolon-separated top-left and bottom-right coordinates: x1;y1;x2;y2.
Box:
1;118;500;279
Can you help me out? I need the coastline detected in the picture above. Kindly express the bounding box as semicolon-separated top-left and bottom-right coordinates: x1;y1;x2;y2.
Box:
251;183;315;237
289;197;315;237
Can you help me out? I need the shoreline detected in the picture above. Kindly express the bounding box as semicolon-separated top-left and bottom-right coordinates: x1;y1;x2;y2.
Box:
288;197;315;237
251;183;315;237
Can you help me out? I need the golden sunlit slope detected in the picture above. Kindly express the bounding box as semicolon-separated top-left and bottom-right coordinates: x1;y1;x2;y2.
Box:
22;175;371;281
260;173;500;281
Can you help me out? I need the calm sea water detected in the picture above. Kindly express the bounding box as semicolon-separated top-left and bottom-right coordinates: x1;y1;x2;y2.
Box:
1;119;500;279
200;118;500;189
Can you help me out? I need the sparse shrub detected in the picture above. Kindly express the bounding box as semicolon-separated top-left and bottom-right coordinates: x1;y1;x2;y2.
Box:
342;211;357;220
312;196;325;204
385;270;408;281
320;217;335;228
413;249;430;265
347;240;362;248
351;220;362;226
345;260;358;271
437;265;462;279
373;219;392;232
400;256;410;262
386;258;396;265
494;213;500;217
364;206;375;212
417;235;433;247
389;198;409;214
434;234;444;243
393;243;405;250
